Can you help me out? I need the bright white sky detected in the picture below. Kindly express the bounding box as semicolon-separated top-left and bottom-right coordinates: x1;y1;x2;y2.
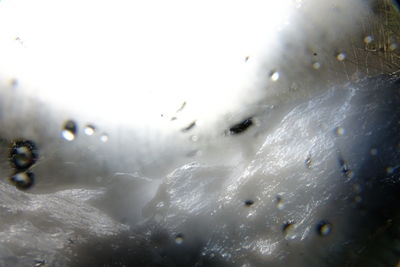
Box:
0;0;293;131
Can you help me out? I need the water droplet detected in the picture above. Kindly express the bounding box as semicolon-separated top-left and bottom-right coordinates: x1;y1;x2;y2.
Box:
270;71;280;81
276;195;284;210
244;200;254;207
336;52;346;61
9;140;38;170
100;134;109;142
335;127;345;136
354;195;362;203
338;157;353;178
282;222;296;239
370;148;378;156
389;42;398;51
10;171;35;190
312;62;321;70
353;183;362;193
33;259;46;267
175;233;184;244
84;124;95;136
9;79;18;88
317;221;332;236
62;120;77;141
305;155;312;168
245;56;249;62
364;35;373;44
190;135;199;142
386;166;395;174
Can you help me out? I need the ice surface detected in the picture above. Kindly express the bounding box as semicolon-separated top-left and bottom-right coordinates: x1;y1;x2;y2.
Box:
0;0;398;266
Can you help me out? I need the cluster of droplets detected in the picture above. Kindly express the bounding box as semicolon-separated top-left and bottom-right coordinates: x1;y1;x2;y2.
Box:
61;120;108;143
8;140;38;190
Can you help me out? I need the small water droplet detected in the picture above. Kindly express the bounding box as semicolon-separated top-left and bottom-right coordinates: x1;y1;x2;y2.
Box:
335;127;345;136
9;140;38;170
336;52;346;61
62;120;77;141
364;35;373;44
276;195;284;210
386;166;395;174
190;135;199;142
9;79;18;88
312;62;321;70
10;171;35;190
270;71;280;81
305;155;312;168
282;222;296;239
33;259;46;267
244;200;254;207
100;134;109;142
317;221;332;236
175;233;184;244
354;195;362;203
389;42;398;51
84;125;95;136
370;148;378;156
353;183;362;193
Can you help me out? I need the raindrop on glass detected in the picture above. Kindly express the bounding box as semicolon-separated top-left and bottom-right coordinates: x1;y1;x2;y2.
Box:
312;62;321;70
84;124;95;136
336;52;346;61
9;140;38;170
62;120;77;141
100;134;109;143
364;35;373;44
270;71;280;81
317;221;332;236
175;233;184;245
10;171;35;190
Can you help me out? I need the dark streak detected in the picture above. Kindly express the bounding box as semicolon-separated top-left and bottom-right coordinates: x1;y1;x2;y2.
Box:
228;117;254;135
181;121;196;132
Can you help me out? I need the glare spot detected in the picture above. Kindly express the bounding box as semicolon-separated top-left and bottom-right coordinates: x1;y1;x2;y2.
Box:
363;35;373;44
336;52;346;61
312;62;321;70
317;221;332;236
175;233;184;245
100;134;109;143
62;120;77;141
10;171;35;190
84;124;95;136
270;71;280;81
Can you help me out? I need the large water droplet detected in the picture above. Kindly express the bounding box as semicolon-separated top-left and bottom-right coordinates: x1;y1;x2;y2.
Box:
84;124;95;136
62;120;77;141
9;140;38;170
270;71;280;81
276;195;284;210
10;171;35;190
317;221;332;236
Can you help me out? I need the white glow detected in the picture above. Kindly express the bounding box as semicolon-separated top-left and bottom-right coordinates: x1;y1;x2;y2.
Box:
0;0;292;132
